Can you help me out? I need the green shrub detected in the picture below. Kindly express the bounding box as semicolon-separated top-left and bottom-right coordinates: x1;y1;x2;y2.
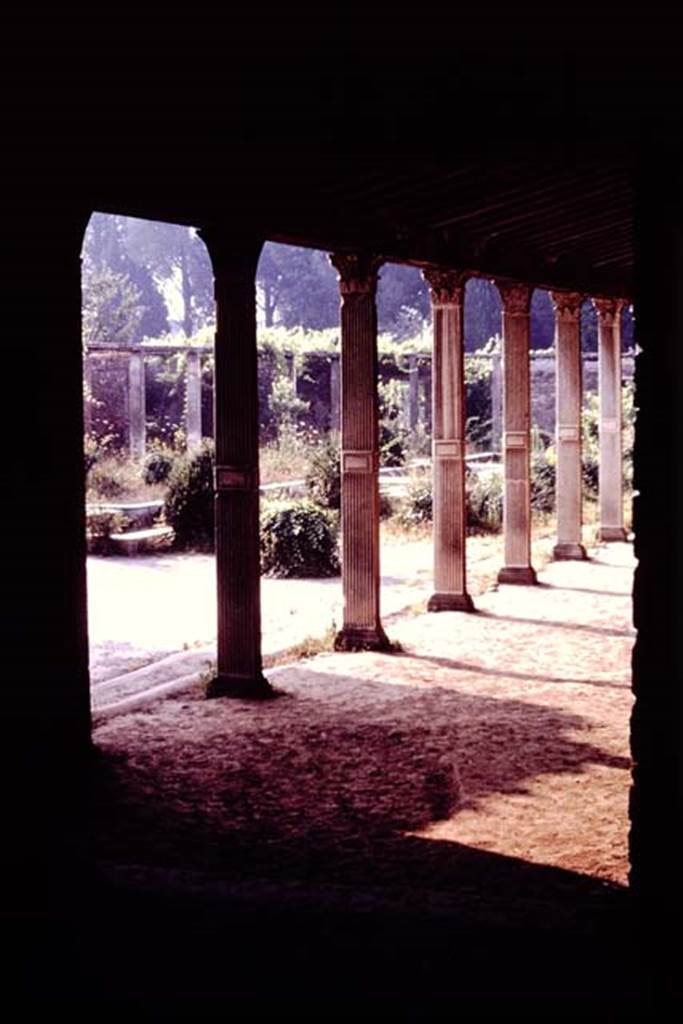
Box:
306;436;341;510
86;454;141;500
530;450;556;513
84;432;111;475
260;499;340;577
269;373;309;438
582;382;635;498
85;509;129;555
379;492;395;520
466;466;503;533
396;476;432;528
164;440;215;550
378;377;408;467
143;446;175;485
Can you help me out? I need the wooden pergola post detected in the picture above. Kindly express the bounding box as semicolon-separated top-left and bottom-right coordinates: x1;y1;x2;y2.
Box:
423;268;474;612
497;282;537;584
330;252;390;651
551;291;587;559
594;297;628;541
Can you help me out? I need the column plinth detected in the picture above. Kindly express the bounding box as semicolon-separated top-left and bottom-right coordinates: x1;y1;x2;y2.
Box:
334;624;390;651
496;282;537;585
423;268;474;613
330;253;390;653
552;542;588;560
427;592;475;612
207;672;274;699
200;231;272;699
497;566;538;585
599;525;628;542
552;291;587;560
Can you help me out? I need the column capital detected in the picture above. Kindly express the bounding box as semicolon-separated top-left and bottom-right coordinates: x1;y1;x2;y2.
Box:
497;281;532;316
329;252;382;295
198;227;264;283
592;297;625;326
550;290;583;323
422;267;468;306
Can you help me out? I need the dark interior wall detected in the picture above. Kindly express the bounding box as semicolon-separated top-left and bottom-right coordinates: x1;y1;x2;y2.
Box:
630;146;682;963
6;202;93;936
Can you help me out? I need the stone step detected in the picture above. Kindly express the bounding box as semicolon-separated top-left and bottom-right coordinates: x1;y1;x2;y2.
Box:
88;500;164;530
109;525;173;556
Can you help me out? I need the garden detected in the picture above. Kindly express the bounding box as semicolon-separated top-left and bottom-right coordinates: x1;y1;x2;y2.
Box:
84;325;635;572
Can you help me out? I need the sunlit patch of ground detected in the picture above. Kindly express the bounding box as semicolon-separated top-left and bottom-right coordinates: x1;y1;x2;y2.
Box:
92;542;633;903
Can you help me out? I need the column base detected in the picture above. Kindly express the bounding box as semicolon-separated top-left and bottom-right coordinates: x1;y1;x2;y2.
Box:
334;625;392;652
553;543;588;561
207;673;274;700
497;566;538;586
427;591;476;613
600;526;629;542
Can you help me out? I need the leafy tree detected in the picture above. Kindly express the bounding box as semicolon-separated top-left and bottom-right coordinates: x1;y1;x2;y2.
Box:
121;217;214;337
257;244;339;329
376;264;429;338
81;255;146;346
83;213;170;339
464;278;502;350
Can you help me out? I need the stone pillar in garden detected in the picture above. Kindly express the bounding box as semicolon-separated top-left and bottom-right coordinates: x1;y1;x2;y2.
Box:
496;282;537;584
200;229;271;698
551;291;588;559
423;267;474;612
128;350;146;460
594;297;628;541
330;252;390;651
185;349;202;449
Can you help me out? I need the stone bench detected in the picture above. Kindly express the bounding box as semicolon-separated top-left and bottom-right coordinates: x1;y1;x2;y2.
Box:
109;525;174;556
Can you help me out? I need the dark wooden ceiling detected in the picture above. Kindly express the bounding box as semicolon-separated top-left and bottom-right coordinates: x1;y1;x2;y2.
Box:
13;6;681;300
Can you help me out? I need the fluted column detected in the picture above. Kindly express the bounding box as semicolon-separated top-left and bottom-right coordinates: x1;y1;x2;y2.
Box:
497;282;537;584
330;253;389;651
594;297;628;541
201;231;271;698
423;269;474;612
552;291;587;559
128;350;146;459
185;349;202;450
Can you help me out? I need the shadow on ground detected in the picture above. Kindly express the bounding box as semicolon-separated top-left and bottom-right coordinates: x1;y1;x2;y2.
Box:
27;668;651;1015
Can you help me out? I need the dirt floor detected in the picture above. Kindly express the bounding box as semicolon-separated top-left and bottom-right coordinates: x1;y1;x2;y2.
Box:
64;540;646;1016
91;541;634;905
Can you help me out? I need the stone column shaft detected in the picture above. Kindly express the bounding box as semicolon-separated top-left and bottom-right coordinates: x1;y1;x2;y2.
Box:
594;298;627;541
423;270;474;612
330;253;389;650
128;351;146;460
202;234;271;698
552;292;587;559
497;283;537;584
185;349;202;450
